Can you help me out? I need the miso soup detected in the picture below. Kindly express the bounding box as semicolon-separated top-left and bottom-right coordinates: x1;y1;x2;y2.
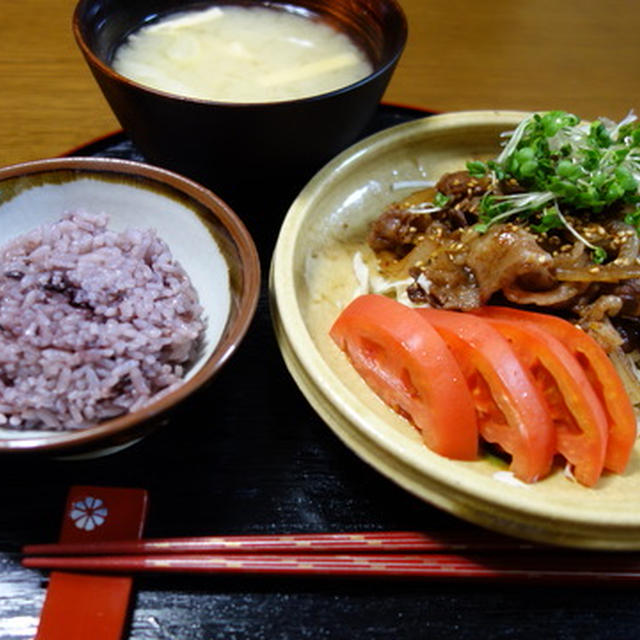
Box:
112;4;374;103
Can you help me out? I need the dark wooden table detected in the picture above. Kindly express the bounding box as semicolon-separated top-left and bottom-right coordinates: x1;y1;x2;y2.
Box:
1;107;639;639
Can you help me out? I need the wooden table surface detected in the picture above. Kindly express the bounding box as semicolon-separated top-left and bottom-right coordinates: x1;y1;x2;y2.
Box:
1;0;639;167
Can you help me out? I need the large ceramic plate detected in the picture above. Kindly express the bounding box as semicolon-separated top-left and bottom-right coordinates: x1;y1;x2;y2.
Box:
271;110;640;549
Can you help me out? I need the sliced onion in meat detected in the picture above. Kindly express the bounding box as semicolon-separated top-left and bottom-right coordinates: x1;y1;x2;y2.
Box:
609;347;640;406
611;221;639;263
555;264;640;282
578;294;624;323
503;281;588;306
555;222;640;282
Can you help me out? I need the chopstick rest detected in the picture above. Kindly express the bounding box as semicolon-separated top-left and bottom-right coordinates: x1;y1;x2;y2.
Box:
33;485;148;640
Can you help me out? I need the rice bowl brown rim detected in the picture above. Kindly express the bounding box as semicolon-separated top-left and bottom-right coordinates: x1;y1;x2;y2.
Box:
0;156;261;452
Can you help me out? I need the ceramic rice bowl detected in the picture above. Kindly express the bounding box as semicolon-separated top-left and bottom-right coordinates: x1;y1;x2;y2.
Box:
0;157;260;455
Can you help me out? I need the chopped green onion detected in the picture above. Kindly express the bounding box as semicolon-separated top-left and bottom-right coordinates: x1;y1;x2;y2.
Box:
433;192;450;208
470;110;640;262
466;161;487;178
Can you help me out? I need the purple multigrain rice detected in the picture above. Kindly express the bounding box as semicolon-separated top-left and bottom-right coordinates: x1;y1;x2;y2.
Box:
0;212;205;430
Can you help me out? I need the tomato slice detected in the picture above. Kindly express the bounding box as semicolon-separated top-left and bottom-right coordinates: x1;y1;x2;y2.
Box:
475;306;636;474
329;295;478;460
418;309;556;483
479;315;607;486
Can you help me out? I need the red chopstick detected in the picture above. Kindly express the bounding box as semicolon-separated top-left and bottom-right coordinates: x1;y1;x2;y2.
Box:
22;530;640;584
22;530;537;556
21;551;640;584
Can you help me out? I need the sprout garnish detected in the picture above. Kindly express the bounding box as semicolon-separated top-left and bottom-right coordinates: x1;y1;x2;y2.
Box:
461;110;640;263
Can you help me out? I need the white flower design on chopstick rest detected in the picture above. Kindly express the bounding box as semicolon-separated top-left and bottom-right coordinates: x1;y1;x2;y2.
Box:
69;496;109;531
